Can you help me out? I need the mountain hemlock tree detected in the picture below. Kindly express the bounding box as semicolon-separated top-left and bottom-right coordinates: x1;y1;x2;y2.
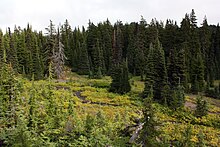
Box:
195;94;208;118
138;86;160;147
109;23;131;94
200;16;213;84
61;19;72;66
45;20;56;77
173;81;185;109
143;35;167;102
143;43;156;98
0;49;20;129
77;35;90;75
191;52;205;93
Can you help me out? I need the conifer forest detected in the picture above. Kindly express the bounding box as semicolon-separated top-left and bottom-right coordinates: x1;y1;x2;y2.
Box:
0;9;220;146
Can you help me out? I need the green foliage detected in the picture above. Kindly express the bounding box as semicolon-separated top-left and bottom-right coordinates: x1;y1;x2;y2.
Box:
162;84;171;106
197;130;206;147
195;95;208;118
205;82;220;99
1;12;220;147
138;86;161;146
0;71;219;146
109;61;131;94
143;37;167;102
77;36;90;75
181;125;194;147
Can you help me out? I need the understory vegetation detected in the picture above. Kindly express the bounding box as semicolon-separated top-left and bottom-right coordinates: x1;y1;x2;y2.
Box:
0;68;219;146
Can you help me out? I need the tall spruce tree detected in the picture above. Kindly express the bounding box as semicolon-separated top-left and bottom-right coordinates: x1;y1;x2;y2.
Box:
87;21;104;78
200;17;212;84
189;10;205;93
143;43;155;98
98;20;113;75
45;20;56;77
139;86;160;146
143;34;167;102
191;51;205;93
0;49;20;128
77;33;90;75
109;23;131;94
195;95;208;118
61;19;72;66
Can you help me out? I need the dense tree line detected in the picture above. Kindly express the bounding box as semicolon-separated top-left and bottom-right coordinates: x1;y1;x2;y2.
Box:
0;10;220;98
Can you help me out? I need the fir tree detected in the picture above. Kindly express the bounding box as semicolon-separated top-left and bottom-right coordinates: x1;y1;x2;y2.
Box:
191;52;205;93
61;19;72;66
195;95;208;118
143;35;167;102
200;16;212;84
77;34;90;75
143;43;155;98
109;23;131;94
44;20;57;77
98;19;113;74
138;86;160;146
0;49;20;128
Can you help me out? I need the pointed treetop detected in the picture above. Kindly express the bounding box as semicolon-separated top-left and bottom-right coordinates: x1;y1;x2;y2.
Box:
190;9;197;27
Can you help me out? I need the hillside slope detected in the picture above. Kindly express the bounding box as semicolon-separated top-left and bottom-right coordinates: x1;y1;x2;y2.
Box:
0;70;220;146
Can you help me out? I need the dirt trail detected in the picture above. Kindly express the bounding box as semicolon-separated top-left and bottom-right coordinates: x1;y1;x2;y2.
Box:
75;91;86;100
185;94;220;114
184;101;196;110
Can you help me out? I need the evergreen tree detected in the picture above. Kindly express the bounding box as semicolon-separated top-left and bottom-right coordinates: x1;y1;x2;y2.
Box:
0;49;20;128
214;25;220;79
167;48;179;88
138;86;160;146
195;95;208;118
200;17;213;84
180;16;191;86
32;32;44;80
191;52;205;93
143;35;167;102
92;39;103;78
120;60;131;93
87;21;104;78
133;22;146;80
175;81;185;108
162;19;180;59
61;19;72;66
24;24;36;78
143;43;155;98
162;84;171;106
109;23;131;94
77;34;90;75
15;29;28;75
98;19;113;74
44;20;56;76
9;28;19;71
